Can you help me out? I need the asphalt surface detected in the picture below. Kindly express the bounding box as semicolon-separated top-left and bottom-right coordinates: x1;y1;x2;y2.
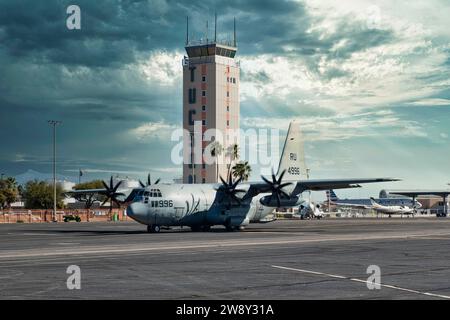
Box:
1;218;450;300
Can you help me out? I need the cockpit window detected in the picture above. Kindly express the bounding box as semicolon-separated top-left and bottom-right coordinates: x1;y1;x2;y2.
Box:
149;189;162;198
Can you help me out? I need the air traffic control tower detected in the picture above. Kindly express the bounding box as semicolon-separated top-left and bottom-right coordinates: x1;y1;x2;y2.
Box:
182;16;240;184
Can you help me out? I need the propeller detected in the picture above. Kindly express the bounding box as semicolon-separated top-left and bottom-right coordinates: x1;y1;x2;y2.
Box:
139;173;160;188
101;176;125;212
261;169;293;207
217;171;246;207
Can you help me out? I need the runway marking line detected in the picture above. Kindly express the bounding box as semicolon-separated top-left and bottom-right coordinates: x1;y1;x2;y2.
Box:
271;265;450;300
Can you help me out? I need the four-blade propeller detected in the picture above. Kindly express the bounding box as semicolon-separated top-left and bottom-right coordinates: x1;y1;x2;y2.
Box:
101;176;125;211
261;169;293;207
218;172;246;207
139;173;160;188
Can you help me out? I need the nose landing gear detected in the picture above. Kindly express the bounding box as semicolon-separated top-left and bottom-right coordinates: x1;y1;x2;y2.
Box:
147;225;161;233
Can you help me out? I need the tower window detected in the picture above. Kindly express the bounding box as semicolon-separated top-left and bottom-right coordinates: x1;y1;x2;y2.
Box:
190;68;195;82
227;106;229;112
202;90;206;97
227;120;230;126
233;78;236;84
202;178;206;183
226;91;229;97
189;88;197;104
202;76;206;82
202;119;206;126
227;77;229;82
202;105;206;111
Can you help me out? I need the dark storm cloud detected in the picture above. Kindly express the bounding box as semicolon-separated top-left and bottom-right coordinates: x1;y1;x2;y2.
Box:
0;0;394;66
0;0;401;177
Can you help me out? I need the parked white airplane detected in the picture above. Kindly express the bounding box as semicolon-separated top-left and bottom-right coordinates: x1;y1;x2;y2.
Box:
126;121;398;232
369;197;417;217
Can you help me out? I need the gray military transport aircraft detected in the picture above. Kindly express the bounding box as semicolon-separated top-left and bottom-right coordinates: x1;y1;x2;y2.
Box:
125;121;399;232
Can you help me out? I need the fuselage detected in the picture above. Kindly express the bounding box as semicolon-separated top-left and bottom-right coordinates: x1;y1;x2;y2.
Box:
126;183;281;229
370;201;416;215
334;197;421;208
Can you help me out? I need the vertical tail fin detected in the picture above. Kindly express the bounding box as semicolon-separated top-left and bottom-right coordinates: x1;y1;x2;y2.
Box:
326;190;339;202
277;120;306;180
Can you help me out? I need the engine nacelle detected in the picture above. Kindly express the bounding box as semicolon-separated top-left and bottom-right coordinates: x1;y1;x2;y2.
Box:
260;195;300;207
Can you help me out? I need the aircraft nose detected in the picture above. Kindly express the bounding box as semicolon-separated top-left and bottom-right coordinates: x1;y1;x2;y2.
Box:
127;202;148;222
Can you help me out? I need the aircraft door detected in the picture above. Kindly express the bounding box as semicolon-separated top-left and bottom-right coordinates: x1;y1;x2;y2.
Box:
174;207;184;220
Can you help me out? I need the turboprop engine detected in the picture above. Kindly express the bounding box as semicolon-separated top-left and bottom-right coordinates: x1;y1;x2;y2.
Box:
260;195;300;207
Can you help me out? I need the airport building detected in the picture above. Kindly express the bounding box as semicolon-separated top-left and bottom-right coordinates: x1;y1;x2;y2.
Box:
182;16;240;183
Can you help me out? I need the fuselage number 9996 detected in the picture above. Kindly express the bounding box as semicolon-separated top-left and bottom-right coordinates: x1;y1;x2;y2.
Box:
151;200;174;208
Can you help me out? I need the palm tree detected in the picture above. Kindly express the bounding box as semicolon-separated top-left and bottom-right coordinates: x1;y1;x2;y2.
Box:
226;143;239;178
232;161;252;182
210;141;223;181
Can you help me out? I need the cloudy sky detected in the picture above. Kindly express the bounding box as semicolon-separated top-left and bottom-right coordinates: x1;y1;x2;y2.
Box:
0;0;449;197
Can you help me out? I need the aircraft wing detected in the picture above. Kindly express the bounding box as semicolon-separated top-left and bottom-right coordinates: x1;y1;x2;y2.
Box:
242;178;399;201
65;188;109;196
332;202;372;209
291;178;400;195
65;188;142;203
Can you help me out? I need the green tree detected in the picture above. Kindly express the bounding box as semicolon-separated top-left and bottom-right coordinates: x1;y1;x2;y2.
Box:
23;180;64;209
226;143;239;178
232;161;252;182
0;177;19;209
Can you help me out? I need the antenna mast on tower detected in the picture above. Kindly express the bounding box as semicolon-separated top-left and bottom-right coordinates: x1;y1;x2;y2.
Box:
233;17;236;47
214;12;217;42
186;16;189;45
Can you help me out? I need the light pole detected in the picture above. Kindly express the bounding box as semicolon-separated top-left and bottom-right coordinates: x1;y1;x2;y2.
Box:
48;120;62;222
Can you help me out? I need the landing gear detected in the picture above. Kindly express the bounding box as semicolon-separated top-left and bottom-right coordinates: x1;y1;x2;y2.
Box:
147;225;161;233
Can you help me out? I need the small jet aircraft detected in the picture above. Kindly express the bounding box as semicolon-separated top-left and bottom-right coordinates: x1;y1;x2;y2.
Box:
369;197;417;217
126;121;399;232
326;189;422;208
326;189;419;217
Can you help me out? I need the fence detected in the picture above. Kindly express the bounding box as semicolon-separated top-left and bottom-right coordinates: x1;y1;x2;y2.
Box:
0;209;129;224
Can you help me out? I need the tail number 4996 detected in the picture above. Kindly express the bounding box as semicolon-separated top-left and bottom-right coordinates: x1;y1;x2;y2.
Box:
287;167;300;175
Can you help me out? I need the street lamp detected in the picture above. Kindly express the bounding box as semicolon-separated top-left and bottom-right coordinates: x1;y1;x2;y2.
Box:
48;120;62;222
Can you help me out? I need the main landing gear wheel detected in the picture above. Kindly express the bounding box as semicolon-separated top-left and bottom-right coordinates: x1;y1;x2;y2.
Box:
147;225;161;233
